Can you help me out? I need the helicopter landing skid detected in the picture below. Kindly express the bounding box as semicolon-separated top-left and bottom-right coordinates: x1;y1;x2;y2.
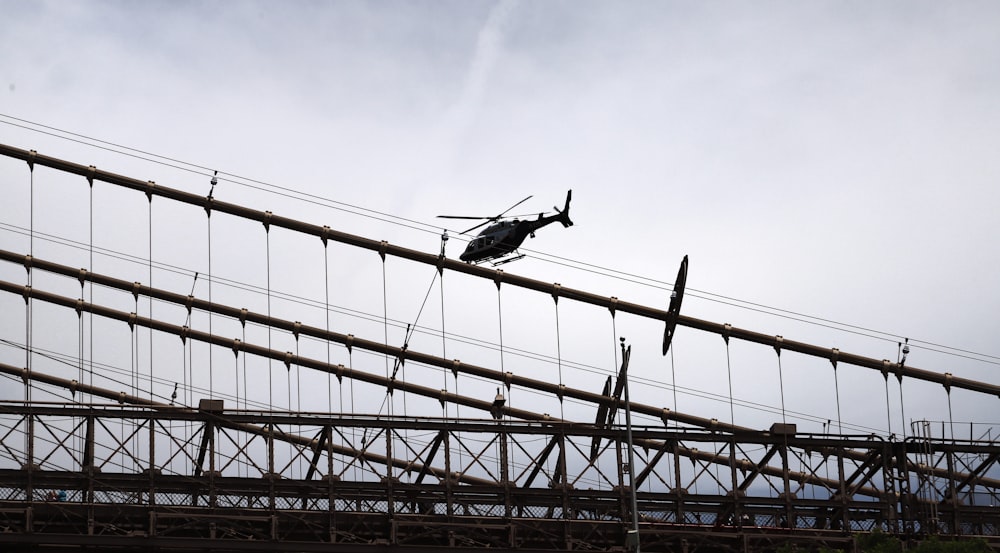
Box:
491;253;525;266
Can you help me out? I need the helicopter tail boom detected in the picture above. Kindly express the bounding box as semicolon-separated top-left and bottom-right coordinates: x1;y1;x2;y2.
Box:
555;190;573;227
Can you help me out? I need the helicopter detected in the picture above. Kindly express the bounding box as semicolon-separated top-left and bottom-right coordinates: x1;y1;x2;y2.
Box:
438;190;573;264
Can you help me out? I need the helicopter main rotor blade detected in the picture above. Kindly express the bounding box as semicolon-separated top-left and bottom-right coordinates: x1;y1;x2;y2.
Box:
460;220;492;235
496;195;533;219
437;215;493;220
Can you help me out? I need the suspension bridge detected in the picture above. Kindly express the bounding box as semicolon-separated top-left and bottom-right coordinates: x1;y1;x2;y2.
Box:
0;142;997;552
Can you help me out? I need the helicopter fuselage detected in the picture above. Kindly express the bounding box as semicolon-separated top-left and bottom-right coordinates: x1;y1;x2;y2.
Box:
459;210;570;263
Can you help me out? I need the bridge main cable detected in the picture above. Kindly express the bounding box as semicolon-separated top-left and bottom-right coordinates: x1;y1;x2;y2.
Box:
2;143;997;399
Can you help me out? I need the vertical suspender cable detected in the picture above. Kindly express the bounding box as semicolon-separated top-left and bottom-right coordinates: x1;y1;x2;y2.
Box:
946;389;955;442
294;337;300;478
440;274;448;418
554;298;564;420
833;365;843;433
77;276;84;464
241;324;247;477
496;286;504;374
207;212;214;399
898;380;907;439
724;337;735;426
348;345;356;480
884;376;893;437
26;164;33;406
129;294;137;470
607;310;619;493
264;220;276;477
324;243;332;415
670;346;678;420
381;257;391;417
266;227;272;412
24;162;32;475
496;283;508;420
148;194;154;403
234;344;241;477
776;350;787;424
88;173;94;402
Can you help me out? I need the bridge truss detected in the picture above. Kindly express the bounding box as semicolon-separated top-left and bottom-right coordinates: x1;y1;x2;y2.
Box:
0;143;997;552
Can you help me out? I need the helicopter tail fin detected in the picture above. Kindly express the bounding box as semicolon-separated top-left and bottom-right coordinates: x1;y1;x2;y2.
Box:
556;189;573;227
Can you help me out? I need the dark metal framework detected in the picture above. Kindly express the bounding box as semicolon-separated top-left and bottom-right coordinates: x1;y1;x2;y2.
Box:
1;404;997;552
0;305;994;550
0;144;998;552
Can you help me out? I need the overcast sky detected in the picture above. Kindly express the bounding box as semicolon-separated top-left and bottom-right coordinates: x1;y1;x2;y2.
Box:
1;1;998;438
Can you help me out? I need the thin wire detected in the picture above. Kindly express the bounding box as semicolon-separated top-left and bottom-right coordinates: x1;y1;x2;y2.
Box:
381;259;390;417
